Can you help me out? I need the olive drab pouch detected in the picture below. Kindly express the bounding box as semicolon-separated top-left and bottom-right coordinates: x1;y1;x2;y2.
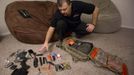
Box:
61;37;93;62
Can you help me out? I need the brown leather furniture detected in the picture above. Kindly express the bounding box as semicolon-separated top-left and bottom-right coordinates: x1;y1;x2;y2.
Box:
5;1;58;44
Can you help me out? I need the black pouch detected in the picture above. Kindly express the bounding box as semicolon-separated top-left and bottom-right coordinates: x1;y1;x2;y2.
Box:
18;9;31;18
11;68;28;75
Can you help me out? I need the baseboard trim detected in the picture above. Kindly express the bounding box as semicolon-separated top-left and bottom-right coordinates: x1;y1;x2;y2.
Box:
0;32;10;36
121;26;134;29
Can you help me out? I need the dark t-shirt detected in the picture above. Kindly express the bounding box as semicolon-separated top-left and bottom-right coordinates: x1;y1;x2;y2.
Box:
51;1;95;28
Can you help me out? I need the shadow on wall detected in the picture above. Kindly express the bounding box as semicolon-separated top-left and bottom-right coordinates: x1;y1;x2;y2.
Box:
0;36;3;42
0;31;3;41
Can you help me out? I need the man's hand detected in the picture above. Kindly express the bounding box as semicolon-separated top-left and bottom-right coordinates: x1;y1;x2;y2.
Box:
86;6;99;32
38;43;48;52
38;26;55;53
86;23;95;32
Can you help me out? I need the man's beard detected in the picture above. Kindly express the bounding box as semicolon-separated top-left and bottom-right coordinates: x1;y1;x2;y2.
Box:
63;11;71;16
63;13;68;16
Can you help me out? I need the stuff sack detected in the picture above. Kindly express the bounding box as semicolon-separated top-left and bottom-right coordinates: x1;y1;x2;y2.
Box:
89;48;128;75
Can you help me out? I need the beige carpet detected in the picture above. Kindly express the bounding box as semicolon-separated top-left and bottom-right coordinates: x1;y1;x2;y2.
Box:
0;28;134;75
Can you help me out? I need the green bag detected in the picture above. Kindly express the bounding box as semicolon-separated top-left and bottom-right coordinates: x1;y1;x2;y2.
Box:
61;37;128;75
61;37;93;62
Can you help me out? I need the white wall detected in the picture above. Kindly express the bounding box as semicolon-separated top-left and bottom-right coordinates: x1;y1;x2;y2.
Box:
111;0;134;29
0;0;134;36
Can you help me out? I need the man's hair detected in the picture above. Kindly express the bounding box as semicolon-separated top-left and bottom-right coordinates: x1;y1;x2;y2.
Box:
57;0;71;7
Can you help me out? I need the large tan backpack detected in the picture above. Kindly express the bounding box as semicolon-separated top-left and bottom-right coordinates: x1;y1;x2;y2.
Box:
62;37;128;75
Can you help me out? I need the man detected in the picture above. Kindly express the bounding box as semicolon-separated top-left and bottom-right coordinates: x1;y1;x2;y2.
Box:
39;0;99;51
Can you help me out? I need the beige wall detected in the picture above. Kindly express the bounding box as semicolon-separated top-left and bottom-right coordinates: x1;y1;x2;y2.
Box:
0;0;134;36
111;0;134;29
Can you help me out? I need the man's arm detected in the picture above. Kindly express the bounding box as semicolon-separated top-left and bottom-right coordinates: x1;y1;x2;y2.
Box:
92;6;99;26
44;26;55;45
86;6;99;32
39;26;55;51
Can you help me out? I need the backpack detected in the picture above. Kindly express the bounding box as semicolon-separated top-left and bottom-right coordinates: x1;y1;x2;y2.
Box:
61;37;128;75
62;37;93;62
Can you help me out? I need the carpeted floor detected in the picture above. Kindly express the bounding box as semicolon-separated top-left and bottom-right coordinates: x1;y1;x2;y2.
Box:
0;28;134;75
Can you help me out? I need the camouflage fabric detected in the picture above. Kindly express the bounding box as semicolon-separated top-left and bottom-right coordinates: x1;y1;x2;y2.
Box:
61;37;128;75
62;37;93;62
89;48;128;75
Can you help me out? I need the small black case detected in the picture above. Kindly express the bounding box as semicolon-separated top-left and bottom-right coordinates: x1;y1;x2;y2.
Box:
18;9;31;18
33;57;38;68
